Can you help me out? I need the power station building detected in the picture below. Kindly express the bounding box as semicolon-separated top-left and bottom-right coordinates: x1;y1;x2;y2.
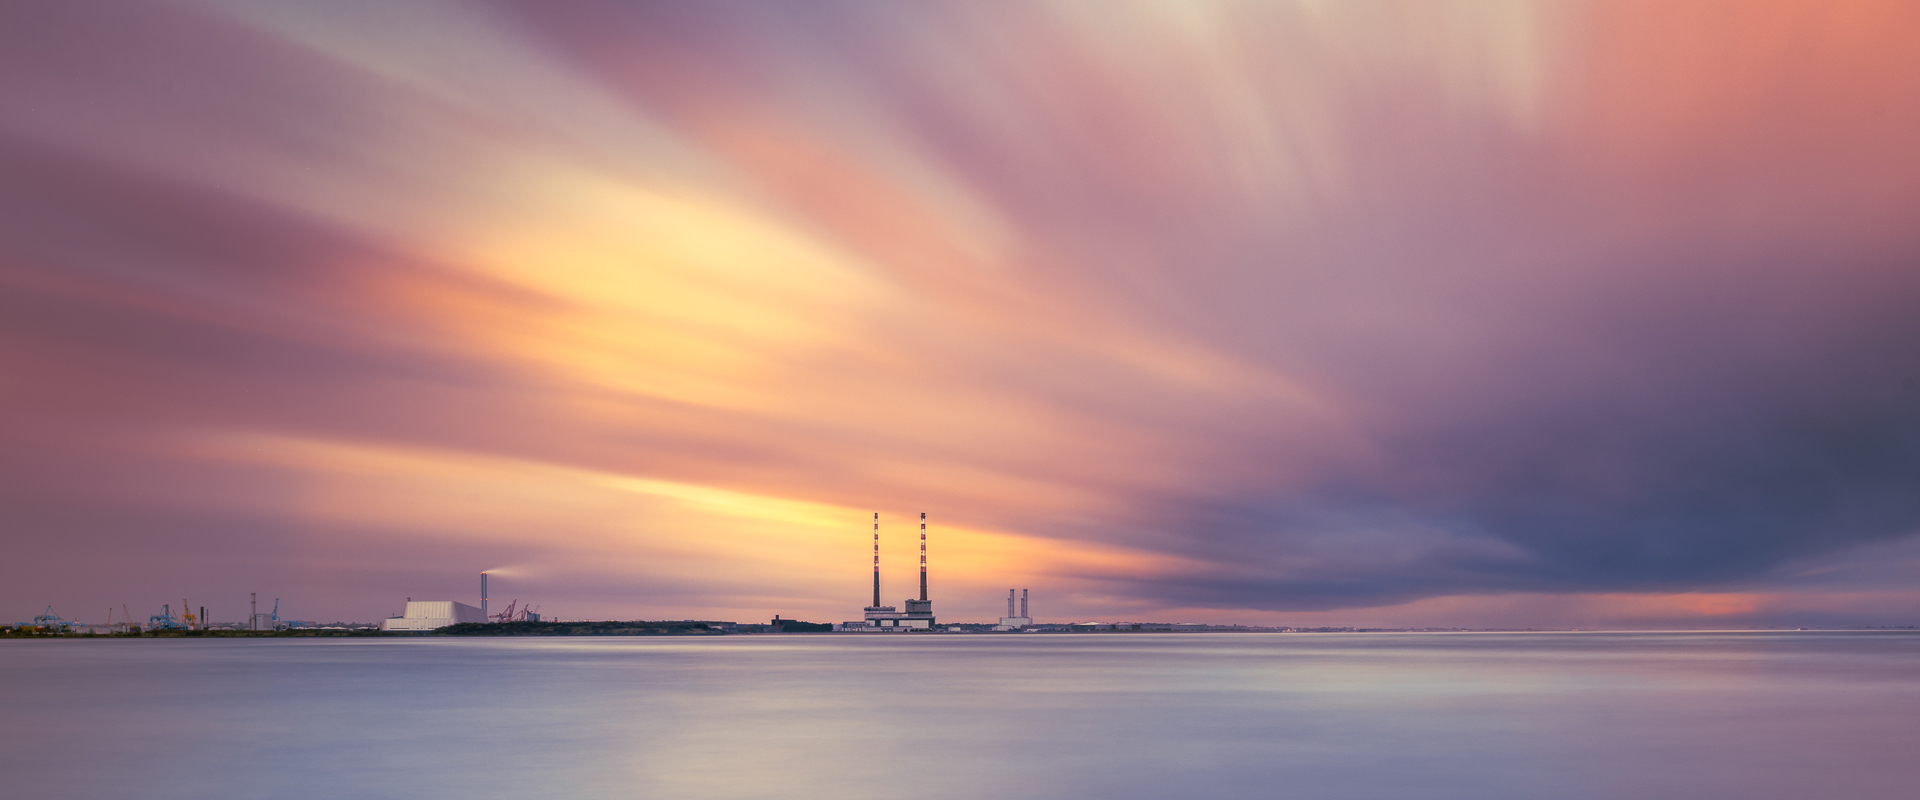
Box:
843;512;936;631
997;589;1033;630
379;600;486;631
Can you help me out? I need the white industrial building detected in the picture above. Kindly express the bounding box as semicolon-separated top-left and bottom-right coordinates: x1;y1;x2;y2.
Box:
849;598;935;631
996;589;1033;630
379;600;486;631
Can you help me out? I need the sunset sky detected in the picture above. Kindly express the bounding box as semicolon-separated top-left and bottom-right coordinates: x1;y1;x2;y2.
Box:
3;1;1918;628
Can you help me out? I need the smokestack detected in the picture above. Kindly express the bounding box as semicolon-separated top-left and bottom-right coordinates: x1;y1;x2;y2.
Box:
871;513;880;608
481;572;489;620
1007;590;1015;618
919;512;928;603
250;593;257;632
1021;590;1028;619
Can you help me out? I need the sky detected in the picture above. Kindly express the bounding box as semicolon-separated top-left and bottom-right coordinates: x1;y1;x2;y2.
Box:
3;1;1918;629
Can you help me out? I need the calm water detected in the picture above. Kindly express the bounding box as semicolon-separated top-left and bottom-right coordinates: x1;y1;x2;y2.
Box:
3;632;1917;799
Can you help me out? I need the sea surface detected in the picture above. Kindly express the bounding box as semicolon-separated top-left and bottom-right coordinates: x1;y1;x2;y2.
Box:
3;631;1917;799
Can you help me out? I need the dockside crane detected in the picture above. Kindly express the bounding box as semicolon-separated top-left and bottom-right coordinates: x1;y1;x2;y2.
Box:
149;604;184;631
30;607;76;633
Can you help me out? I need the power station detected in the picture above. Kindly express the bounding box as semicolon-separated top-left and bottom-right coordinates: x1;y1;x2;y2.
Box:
998;589;1033;629
378;573;531;630
846;512;936;631
378;600;486;631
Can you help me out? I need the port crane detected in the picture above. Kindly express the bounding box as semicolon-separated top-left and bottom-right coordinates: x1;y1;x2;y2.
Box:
148;604;186;631
30;607;76;633
489;599;541;623
182;599;197;631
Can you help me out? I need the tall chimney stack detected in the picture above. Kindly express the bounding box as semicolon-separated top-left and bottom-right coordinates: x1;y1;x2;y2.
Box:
1021;589;1028;619
1007;589;1015;618
481;572;489;620
871;513;880;608
250;593;257;632
919;512;928;603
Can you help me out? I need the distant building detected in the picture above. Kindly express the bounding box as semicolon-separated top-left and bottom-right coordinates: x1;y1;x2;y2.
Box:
378;601;485;631
996;588;1033;630
851;599;936;631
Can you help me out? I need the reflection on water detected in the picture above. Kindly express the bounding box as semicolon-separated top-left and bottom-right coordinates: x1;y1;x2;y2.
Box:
3;632;1917;799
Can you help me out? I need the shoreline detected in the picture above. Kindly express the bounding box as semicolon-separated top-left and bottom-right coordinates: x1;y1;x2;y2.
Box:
5;626;1912;639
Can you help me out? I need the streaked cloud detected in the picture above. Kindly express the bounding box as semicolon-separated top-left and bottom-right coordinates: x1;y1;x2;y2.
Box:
2;1;1917;626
